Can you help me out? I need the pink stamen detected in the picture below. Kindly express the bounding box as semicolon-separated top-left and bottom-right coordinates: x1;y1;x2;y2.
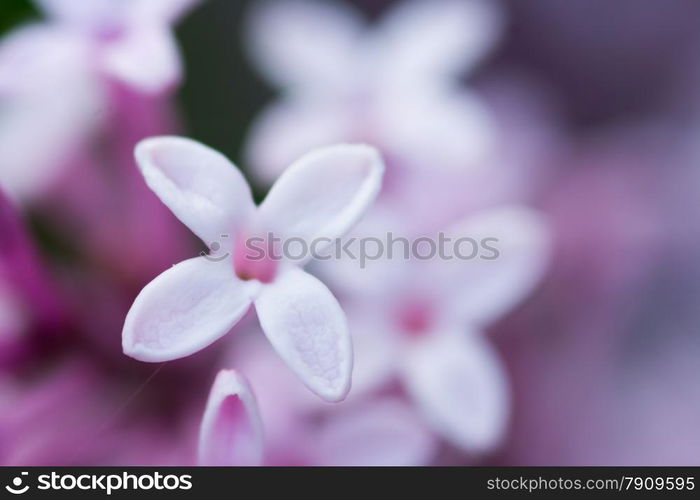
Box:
395;297;435;337
233;233;278;284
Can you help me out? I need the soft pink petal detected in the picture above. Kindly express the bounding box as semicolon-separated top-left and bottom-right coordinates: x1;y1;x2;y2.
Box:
256;144;383;256
313;398;436;466
198;370;264;466
246;0;362;91
401;332;509;452
100;24;181;93
254;267;352;402
439;206;550;325
377;0;502;84
134;136;255;246
122;257;256;362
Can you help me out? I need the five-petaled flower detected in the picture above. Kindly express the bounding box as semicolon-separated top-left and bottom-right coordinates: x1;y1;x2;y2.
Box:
245;0;501;184
325;207;549;451
122;136;384;402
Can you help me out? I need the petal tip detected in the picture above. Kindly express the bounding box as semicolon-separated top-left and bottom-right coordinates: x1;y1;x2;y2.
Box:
317;377;352;403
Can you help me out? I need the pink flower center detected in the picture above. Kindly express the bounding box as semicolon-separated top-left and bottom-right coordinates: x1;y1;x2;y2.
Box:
95;22;126;43
395;297;435;338
232;234;278;284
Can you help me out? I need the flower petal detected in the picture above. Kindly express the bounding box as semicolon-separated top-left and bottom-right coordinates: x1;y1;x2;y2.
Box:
198;369;264;466
342;303;399;396
36;0;126;28
122;257;255;362
0;26;101;201
377;0;502;84
244;99;353;185
134;136;255;246
257;144;383;256
401;332;509;452
101;24;182;94
313;398;436;466
378;87;495;169
439;206;550;325
254;267;352;402
246;0;362;91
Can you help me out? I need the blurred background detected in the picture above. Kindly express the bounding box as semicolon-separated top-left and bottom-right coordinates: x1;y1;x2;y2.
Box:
1;0;700;465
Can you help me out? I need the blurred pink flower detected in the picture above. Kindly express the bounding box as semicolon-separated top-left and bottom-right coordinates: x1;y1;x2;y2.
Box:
230;336;437;466
244;0;502;185
123;137;384;402
0;190;68;366
322;206;549;452
0;361;195;465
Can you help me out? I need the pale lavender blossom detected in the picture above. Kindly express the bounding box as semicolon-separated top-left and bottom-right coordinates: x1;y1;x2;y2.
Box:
321;206;550;452
35;0;201;93
0;26;100;200
122;137;384;402
0;0;199;201
244;0;502;185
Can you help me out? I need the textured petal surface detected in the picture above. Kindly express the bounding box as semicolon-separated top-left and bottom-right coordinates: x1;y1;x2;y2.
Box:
314;398;436;465
254;267;352;402
122;257;255;362
198;370;264;466
401;332;509;452
257;144;383;256
247;0;362;91
134;136;255;246
438;206;550;325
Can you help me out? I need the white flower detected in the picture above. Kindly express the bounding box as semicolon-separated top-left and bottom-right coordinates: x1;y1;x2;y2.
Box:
0;26;101;200
329;206;550;451
36;0;201;93
244;0;502;184
0;0;200;200
122;136;384;402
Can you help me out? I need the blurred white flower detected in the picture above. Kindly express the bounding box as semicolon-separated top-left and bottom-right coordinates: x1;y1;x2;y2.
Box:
122;136;384;402
0;26;101;200
244;0;502;184
327;206;550;452
198;369;263;466
36;0;201;93
0;0;200;201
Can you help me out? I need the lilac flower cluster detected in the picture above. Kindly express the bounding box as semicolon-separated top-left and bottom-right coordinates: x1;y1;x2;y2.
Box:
3;0;698;466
